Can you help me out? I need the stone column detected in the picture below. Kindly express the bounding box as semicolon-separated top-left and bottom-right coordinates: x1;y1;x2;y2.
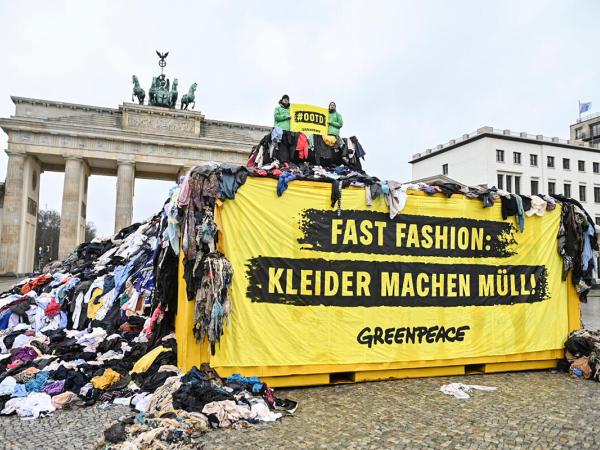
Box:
114;160;135;233
0;151;26;274
77;164;89;245
21;156;42;272
58;156;84;259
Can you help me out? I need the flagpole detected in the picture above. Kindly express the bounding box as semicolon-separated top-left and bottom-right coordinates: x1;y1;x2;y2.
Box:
579;100;581;122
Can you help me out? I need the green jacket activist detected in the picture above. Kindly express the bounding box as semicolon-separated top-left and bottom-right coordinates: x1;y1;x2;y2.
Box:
328;101;343;136
274;94;291;131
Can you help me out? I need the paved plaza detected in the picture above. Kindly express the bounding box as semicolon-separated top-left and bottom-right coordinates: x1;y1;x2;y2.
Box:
0;371;598;449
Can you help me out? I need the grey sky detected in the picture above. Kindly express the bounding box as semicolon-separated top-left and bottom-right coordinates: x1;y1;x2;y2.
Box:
1;0;599;235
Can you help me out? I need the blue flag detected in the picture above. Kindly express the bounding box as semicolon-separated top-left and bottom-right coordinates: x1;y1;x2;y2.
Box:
580;102;592;114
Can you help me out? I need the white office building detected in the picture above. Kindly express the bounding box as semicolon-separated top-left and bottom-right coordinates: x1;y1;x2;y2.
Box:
410;126;600;224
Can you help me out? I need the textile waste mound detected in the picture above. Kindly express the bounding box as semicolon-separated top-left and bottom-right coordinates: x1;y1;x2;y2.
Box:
0;144;598;431
247;126;366;170
560;329;600;380
95;366;297;449
0;179;297;440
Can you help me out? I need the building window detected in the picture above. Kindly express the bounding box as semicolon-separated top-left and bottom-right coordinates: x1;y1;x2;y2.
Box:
547;156;555;168
563;158;570;170
594;162;600;173
442;163;448;175
27;197;37;216
530;154;538;166
593;123;600;137
579;185;587;202
595;186;600;203
531;180;539;195
576;128;583;139
515;176;521;194
548;182;556;195
506;175;513;193
496;149;504;162
513;152;521;164
497;174;503;190
596;217;600;226
564;183;571;198
578;160;585;172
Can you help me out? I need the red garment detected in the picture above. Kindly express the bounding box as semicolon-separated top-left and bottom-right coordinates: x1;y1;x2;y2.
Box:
296;133;309;160
271;169;283;177
253;169;267;176
246;150;257;167
144;305;165;336
262;385;275;407
44;298;61;317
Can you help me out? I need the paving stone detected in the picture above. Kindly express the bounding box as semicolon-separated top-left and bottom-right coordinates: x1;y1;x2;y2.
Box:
192;371;599;449
0;404;130;450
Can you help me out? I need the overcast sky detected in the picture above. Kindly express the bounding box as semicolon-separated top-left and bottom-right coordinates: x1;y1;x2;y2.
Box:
1;1;600;236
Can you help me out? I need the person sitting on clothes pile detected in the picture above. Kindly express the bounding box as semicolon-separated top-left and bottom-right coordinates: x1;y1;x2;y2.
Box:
249;95;364;170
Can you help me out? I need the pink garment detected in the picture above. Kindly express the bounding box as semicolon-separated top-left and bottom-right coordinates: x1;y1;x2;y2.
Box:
177;173;192;207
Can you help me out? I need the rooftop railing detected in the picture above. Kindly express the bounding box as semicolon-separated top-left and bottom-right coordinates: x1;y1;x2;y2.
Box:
576;112;600;124
412;127;600;160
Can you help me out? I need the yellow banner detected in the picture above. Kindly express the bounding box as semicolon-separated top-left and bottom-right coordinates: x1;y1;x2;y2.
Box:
290;103;329;135
211;177;570;368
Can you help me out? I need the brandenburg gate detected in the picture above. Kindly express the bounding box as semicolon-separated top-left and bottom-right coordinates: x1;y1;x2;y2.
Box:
0;52;268;274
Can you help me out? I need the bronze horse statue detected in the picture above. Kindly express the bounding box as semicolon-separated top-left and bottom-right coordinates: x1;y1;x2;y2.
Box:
181;83;197;110
131;75;145;104
170;79;178;108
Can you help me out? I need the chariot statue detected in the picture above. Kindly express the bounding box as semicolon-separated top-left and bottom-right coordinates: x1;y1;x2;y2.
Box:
131;51;196;109
151;74;171;108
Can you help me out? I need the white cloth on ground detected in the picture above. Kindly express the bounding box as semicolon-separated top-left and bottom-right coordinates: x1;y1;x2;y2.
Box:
250;399;282;422
1;392;56;418
440;383;497;399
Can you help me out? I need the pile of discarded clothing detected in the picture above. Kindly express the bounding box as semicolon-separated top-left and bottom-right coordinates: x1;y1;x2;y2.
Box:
0;215;183;419
1;158;598;425
96;366;297;449
554;195;599;301
175;164;235;355
560;329;600;380
248;127;366;170
0;168;297;441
